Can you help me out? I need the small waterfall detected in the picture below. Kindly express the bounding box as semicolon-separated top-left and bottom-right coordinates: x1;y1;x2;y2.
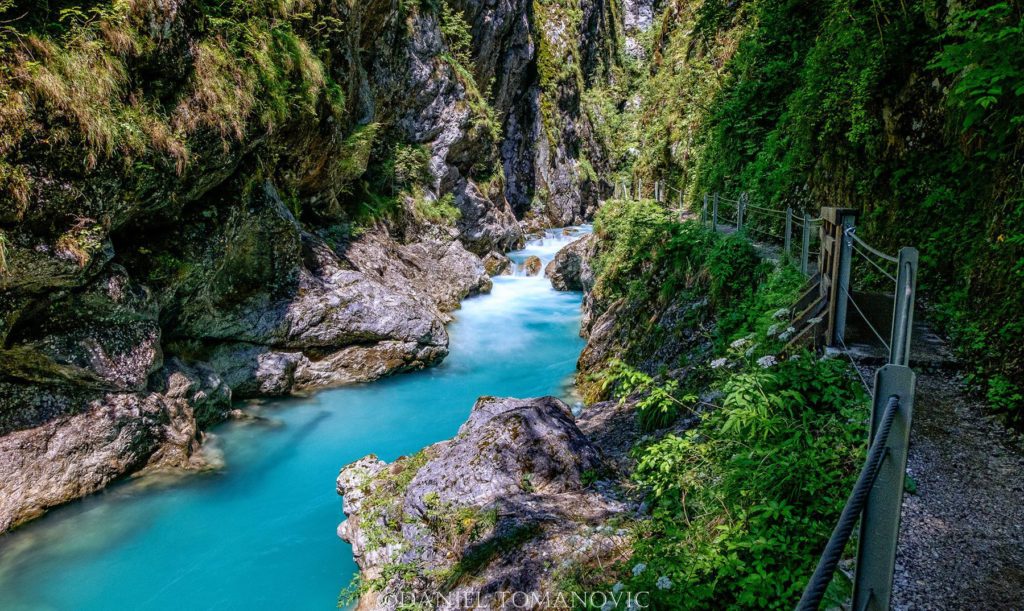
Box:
508;225;592;277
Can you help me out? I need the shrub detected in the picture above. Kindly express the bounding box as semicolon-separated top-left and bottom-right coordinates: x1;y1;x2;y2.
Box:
413;190;461;225
625;354;868;609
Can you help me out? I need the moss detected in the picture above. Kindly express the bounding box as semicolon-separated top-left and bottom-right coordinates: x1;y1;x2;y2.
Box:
432;522;542;590
412;189;461;226
357;450;431;553
532;0;586;147
54;220;105;268
0;0;348;202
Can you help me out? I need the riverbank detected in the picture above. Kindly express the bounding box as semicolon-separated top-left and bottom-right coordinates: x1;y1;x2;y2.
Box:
0;230;588;610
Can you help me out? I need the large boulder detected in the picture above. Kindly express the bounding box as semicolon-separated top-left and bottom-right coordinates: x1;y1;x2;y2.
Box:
337;397;627;610
160;185;453;398
346;230;493;318
0;358;231;533
545;234;596;291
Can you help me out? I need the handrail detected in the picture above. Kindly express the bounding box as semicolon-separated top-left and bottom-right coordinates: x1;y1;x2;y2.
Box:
796;396;901;610
852;232;899;263
615;185;919;609
621;187;918;610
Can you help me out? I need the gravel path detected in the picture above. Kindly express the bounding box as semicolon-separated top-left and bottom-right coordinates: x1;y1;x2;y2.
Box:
890;370;1024;609
843;313;1024;609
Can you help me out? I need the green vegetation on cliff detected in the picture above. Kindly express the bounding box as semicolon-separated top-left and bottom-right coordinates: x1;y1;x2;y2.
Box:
617;0;1024;424
584;200;868;609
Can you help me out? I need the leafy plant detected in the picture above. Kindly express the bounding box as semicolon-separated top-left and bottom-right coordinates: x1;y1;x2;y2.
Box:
413;190;461;225
600;359;697;432
624;354;868;609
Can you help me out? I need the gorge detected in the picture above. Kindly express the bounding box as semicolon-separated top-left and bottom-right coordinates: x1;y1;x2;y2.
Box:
2;0;1023;609
0;230;589;610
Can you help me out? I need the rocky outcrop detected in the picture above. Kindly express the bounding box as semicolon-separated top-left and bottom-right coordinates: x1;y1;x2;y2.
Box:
346;230;493;319
0;0;525;531
0;358;231;533
622;0;657;59
0;0;623;532
337;396;628;610
545;234;596;291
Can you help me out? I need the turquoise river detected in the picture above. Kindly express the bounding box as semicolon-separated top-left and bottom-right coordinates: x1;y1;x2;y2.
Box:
0;229;590;610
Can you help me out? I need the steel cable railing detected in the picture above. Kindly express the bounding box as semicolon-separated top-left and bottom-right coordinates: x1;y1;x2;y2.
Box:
796;395;901;610
852;232;898;263
840;284;892;353
853;244;898;283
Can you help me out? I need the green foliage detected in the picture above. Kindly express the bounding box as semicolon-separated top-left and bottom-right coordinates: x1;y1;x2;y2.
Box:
715;263;806;352
439;1;473;67
930;3;1024;140
351;450;430;558
624;0;1024;424
625;354;868;609
599;359;697;432
413;190;461;226
592;199;760;307
389;143;432;189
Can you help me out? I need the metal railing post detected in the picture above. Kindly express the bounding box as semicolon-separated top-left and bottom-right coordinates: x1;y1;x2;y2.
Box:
832;211;856;346
889;247;919;367
801;213;811;275
737;193;745;230
785;207;793;257
853;365;917;611
702;194;708;225
712;193;719;232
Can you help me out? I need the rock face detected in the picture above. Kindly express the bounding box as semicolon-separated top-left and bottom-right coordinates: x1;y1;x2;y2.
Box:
545;234;596;291
337;397;627;610
0;0;622;531
0;0;610;532
622;0;656;59
457;0;619;226
0;359;231;533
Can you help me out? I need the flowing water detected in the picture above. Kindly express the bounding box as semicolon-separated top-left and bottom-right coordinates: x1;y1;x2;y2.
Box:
0;228;590;611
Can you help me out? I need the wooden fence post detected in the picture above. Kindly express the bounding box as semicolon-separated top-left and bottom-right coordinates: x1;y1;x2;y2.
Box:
713;193;719;232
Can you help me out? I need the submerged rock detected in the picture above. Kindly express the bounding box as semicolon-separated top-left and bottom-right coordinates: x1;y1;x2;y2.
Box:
545;234;596;291
336;396;627;610
523;256;543;276
482;251;513;277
